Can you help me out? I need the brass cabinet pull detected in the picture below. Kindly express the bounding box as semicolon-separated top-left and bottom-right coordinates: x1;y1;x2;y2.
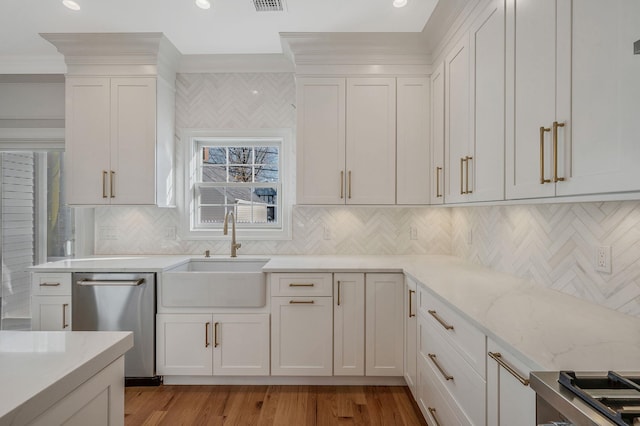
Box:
428;310;454;330
539;127;552;184
488;352;530;386
289;283;314;287
110;170;116;198
553;121;566;182
337;280;341;306
102;171;108;198
348;170;352;199
205;322;211;347
460;157;465;194
214;322;219;348
40;282;61;287
428;353;454;381
428;407;442;426
465;156;473;194
435;167;442;198
340;170;344;199
408;289;415;318
289;300;315;304
62;303;69;329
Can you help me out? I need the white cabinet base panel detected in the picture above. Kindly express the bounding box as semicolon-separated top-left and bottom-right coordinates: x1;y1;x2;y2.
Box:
162;375;406;386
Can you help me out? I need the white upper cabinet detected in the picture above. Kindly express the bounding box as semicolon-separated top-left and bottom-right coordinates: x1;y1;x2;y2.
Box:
430;63;445;205
66;77;157;205
468;0;505;202
444;37;471;204
556;0;640;196
296;78;346;205
397;77;430;205
42;33;179;207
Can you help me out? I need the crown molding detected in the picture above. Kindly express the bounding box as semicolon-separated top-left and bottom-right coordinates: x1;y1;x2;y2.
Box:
280;32;430;68
179;54;293;74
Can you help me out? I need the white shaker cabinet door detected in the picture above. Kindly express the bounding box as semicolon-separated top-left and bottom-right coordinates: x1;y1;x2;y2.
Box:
296;78;346;205
365;273;404;376
156;314;213;376
487;338;536;426
404;277;418;398
430;63;446;205
271;296;333;376
346;78;396;205
65;77;111;205
212;314;270;376
31;295;71;331
333;273;365;376
556;0;640;196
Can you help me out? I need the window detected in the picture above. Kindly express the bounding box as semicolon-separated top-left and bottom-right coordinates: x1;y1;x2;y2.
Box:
183;129;292;240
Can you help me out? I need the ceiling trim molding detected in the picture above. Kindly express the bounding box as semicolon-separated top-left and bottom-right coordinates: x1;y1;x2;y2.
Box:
280;32;430;68
178;54;293;74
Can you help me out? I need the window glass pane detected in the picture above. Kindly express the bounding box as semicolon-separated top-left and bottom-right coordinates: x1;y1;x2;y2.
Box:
226;187;251;204
202;165;226;183
200;187;226;205
228;147;253;165
229;166;252;183
200;206;226;224
204;147;226;164
254;164;278;182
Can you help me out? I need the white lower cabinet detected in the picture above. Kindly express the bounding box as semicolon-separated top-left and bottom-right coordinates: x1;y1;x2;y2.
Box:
32;296;71;331
404;276;417;397
487;338;536;425
365;273;404;376
333;273;365;376
156;313;269;376
271;296;333;376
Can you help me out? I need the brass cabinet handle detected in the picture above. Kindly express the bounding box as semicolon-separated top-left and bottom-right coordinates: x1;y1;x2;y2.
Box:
289;300;315;304
408;289;415;318
428;309;454;330
428;407;442;426
539;127;552;184
465;156;473;194
102;171;108;198
40;282;61;287
337;280;341;306
289;283;314;287
110;170;116;198
214;322;219;348
460;157;465;194
428;353;454;381
488;352;530;386
436;167;442;198
62;303;69;329
205;322;210;347
340;170;344;199
348;170;352;199
553;121;566;182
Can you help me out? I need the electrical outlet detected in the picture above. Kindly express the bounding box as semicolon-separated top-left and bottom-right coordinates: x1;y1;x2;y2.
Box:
323;226;331;240
410;226;418;240
595;246;612;273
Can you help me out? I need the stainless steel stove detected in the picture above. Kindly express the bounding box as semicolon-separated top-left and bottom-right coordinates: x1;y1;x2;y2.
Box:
531;371;640;426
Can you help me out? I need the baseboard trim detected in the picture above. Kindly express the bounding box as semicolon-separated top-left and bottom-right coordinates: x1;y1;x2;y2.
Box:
162;375;407;386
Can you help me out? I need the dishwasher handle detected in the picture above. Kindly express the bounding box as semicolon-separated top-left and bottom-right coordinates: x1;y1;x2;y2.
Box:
76;278;145;286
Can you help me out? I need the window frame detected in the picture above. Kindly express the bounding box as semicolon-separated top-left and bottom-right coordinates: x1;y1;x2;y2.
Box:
180;128;293;240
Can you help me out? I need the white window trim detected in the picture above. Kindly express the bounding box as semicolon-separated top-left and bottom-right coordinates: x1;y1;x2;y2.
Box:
178;128;294;240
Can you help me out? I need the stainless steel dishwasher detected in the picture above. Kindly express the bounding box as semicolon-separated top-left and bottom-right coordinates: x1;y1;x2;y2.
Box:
72;272;159;385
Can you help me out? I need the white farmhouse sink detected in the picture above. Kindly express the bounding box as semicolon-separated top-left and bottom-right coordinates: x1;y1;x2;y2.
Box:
161;258;268;308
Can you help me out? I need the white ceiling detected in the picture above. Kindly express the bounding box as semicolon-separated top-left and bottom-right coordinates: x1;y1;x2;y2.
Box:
0;0;438;63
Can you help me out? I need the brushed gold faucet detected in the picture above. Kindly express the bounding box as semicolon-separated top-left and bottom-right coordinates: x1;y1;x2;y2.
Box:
223;211;241;257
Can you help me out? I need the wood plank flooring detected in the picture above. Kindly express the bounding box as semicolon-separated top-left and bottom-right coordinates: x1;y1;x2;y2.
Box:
125;385;428;426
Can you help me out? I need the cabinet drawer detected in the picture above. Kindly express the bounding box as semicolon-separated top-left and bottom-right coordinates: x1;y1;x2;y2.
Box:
32;273;72;296
419;315;486;426
417;354;471;426
417;285;485;377
270;273;332;297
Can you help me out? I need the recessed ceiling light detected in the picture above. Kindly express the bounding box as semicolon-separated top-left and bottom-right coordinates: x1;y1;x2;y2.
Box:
393;0;407;8
62;0;81;11
195;0;211;9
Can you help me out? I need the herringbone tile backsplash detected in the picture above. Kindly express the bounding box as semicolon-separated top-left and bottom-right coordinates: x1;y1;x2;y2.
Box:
93;72;640;318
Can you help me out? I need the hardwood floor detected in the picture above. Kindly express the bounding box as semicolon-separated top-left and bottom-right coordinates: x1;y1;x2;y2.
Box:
125;385;428;426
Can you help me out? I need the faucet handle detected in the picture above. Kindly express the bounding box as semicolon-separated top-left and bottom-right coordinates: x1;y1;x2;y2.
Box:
204;250;210;258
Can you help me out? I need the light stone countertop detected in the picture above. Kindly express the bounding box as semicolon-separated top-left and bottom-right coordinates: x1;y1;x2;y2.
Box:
29;254;640;373
0;331;133;425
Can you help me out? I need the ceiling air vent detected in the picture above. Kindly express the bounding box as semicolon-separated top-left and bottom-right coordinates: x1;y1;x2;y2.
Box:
253;0;285;12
